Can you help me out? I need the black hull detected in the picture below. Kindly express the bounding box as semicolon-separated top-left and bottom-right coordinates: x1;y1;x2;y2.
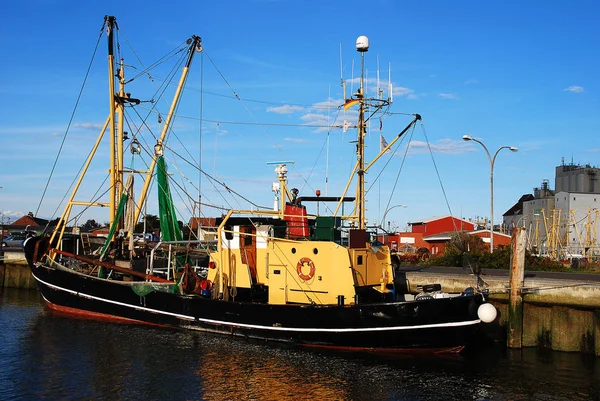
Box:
28;262;484;353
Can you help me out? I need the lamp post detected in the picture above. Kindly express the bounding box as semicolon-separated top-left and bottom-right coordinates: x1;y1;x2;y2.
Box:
381;204;407;231
462;135;518;252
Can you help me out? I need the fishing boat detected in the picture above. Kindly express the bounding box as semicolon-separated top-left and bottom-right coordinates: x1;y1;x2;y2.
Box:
25;16;496;353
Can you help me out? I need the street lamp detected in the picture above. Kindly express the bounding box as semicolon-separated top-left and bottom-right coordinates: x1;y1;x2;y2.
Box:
381;204;407;231
462;134;518;252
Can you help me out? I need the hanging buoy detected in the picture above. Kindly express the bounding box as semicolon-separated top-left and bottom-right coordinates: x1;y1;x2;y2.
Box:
477;303;497;323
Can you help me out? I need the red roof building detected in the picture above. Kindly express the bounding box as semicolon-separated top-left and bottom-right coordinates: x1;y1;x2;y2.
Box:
8;213;50;233
189;217;218;241
381;215;510;255
408;215;476;234
470;230;512;249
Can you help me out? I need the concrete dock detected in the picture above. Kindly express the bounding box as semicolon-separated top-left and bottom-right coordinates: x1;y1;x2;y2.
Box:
398;265;600;355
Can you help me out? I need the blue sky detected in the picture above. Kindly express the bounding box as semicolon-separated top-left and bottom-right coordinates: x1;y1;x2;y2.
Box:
1;0;598;231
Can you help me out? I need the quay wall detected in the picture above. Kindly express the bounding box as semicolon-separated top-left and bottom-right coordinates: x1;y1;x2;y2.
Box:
405;271;600;356
1;260;37;290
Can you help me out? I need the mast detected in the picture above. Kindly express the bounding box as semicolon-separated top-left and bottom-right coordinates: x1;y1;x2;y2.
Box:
106;15;118;226
356;36;369;230
340;36;418;231
134;35;203;225
116;58;126;209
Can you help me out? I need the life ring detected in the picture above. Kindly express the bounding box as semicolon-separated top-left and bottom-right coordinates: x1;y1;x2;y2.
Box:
296;257;316;281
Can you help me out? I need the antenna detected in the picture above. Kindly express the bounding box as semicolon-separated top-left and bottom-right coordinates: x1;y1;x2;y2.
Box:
388;62;393;103
266;161;295;165
340;43;345;100
377;55;382;100
350;59;355;98
326;85;330;195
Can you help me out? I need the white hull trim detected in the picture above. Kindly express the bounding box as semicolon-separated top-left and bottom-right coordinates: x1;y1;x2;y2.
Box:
34;274;481;333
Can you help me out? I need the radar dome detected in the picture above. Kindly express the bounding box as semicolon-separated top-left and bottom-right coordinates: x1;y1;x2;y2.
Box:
356;36;369;52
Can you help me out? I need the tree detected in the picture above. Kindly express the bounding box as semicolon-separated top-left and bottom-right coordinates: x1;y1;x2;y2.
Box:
134;214;160;233
80;219;101;232
445;231;487;254
427;231;487;267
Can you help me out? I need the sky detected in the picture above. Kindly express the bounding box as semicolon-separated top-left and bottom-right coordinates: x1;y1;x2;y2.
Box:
1;0;599;231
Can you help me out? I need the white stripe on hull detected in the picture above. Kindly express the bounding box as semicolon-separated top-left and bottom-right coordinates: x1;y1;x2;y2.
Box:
33;273;481;333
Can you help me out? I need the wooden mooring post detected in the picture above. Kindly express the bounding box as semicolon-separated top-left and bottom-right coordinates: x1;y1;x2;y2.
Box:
507;227;526;348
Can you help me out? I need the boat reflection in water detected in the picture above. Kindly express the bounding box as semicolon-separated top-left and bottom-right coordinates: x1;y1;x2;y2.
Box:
3;289;598;401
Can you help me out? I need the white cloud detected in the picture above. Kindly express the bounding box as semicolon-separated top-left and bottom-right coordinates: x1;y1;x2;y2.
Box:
439;93;459;100
267;105;304;114
299;112;338;133
393;86;414;97
73;122;104;129
408;139;472;155
311;99;341;111
284;137;306;143
344;78;414;99
300;113;329;124
0;210;25;218
564;85;584;93
463;79;479;85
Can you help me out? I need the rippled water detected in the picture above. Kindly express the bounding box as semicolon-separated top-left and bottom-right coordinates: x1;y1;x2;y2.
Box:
1;288;598;400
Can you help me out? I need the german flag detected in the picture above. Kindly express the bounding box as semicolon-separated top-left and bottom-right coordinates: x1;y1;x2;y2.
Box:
343;99;360;111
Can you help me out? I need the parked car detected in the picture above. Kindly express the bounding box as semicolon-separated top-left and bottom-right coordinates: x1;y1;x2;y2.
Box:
2;232;27;248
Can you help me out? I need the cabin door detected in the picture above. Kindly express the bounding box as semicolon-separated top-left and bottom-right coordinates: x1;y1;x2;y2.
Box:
240;226;257;282
268;254;287;305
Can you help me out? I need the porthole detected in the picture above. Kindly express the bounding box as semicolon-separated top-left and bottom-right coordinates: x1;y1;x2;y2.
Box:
291;248;296;254
313;248;318;255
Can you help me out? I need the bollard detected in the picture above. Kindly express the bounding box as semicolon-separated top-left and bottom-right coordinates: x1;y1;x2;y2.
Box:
507;227;526;348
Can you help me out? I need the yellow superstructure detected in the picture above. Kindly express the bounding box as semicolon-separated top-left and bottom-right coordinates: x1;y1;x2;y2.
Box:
207;221;394;306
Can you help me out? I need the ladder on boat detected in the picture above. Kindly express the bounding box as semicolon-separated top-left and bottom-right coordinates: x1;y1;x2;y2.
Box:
80;233;92;255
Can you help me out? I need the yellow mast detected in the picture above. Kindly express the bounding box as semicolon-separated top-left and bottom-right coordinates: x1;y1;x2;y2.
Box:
106;16;118;226
356;39;367;230
592;209;600;257
583;208;599;258
49;117;111;253
116;58;126;206
343;36;420;230
133;36;203;225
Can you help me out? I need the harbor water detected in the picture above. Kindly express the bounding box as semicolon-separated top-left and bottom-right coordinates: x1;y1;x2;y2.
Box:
1;288;599;401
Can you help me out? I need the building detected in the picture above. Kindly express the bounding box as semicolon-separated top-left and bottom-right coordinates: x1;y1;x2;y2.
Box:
8;212;50;234
555;161;599;193
554;192;599;258
408;215;476;234
503;161;600;259
469;230;512;249
502;194;535;230
381;215;510;255
189;217;218;241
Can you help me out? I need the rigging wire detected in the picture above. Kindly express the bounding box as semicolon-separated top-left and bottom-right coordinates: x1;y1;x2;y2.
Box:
298;105;345;215
136;104;344;129
201;49;345;196
162;143;268;210
420;122;456;225
198;50;204;228
35;19;106;217
375;122;417;225
119;31;189;85
182;86;341;111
